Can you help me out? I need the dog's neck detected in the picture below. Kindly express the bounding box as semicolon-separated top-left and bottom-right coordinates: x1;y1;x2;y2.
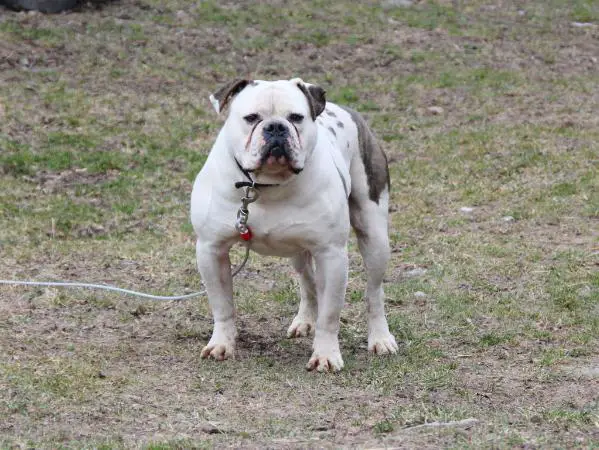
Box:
233;158;280;189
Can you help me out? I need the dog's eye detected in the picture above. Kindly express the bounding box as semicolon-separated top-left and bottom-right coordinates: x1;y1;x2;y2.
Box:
288;113;304;123
243;113;261;125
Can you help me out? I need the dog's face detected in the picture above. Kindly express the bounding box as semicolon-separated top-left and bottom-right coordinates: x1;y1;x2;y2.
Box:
210;79;326;183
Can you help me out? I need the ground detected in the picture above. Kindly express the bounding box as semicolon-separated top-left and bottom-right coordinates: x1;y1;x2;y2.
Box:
1;0;598;448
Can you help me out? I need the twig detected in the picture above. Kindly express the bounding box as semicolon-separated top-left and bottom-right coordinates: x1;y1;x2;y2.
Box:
406;418;479;431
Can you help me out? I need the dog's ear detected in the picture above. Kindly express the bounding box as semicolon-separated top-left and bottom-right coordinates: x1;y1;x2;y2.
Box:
293;79;326;120
209;79;251;115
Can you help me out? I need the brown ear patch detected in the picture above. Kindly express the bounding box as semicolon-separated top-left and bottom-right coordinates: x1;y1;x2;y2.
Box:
296;83;327;120
210;79;251;114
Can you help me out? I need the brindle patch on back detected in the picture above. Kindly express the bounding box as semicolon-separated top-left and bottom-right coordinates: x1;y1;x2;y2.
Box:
340;106;390;203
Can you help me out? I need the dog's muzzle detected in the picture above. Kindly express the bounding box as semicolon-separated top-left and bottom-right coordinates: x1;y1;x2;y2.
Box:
261;121;292;164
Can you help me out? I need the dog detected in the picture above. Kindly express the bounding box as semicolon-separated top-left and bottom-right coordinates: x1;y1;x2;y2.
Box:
190;78;398;372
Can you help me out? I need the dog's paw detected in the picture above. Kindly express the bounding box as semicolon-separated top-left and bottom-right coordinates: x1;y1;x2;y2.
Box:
306;334;344;372
287;316;315;338
201;321;236;361
368;331;399;355
306;351;344;372
200;342;235;361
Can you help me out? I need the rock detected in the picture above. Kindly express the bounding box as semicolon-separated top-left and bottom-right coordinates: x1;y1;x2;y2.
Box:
382;0;414;9
428;106;444;115
577;285;592;298
460;206;474;213
200;422;224;434
572;22;595;28
414;291;427;298
502;216;515;222
405;268;427;277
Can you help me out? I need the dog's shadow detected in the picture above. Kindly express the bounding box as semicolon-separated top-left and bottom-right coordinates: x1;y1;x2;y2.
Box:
236;321;311;362
173;316;312;363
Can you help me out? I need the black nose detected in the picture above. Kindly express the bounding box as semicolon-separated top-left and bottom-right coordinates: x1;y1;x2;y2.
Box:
263;122;288;137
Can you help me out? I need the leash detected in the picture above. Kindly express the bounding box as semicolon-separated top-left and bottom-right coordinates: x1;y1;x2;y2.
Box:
0;279;205;301
0;246;250;301
1;180;259;301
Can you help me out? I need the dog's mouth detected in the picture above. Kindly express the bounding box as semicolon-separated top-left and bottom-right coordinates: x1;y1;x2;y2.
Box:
249;141;302;175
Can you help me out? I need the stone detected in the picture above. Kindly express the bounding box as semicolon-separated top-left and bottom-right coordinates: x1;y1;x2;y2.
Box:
382;0;414;9
405;268;427;277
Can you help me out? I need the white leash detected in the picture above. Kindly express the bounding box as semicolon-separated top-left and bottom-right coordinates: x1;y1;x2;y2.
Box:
0;244;250;301
0;279;204;301
1;170;261;302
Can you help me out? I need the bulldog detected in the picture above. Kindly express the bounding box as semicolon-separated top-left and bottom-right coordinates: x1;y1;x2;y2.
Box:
190;78;398;372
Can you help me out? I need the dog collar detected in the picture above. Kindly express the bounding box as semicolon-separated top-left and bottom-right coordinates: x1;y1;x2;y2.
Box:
234;158;279;189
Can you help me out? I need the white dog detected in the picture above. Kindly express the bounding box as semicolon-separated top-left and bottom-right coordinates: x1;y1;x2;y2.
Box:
190;78;398;372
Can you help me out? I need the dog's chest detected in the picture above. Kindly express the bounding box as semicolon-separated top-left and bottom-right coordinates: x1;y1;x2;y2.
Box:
245;223;308;257
242;198;347;257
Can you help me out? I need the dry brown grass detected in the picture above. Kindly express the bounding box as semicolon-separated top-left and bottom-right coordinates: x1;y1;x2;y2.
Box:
1;0;598;448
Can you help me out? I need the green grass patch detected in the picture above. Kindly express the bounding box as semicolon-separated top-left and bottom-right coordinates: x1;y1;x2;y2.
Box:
570;0;599;22
479;332;514;347
0;20;70;44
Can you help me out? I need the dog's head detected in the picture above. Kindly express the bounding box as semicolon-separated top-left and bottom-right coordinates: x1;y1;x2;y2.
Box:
210;78;326;184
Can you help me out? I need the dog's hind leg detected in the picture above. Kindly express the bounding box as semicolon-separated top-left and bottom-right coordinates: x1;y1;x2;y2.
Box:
349;187;398;355
287;251;318;338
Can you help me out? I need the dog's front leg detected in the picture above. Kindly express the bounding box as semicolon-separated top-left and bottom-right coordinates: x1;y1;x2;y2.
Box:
306;245;348;372
196;240;236;361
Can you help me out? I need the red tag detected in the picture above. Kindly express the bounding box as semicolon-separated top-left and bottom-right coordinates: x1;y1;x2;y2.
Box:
240;227;252;241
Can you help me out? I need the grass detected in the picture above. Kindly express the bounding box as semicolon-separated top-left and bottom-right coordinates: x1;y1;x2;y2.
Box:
1;0;599;448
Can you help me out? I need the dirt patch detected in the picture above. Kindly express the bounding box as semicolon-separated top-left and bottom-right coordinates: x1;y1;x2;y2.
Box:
21;168;118;192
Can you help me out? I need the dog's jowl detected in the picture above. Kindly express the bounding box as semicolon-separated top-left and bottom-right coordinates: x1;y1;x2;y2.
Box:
190;78;398;372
